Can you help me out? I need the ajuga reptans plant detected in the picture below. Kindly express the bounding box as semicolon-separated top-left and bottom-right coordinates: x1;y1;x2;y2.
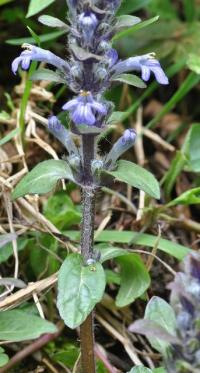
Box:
12;1;168;372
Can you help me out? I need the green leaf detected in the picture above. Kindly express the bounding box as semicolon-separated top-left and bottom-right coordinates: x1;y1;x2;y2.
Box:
12;160;74;200
187;54;200;74
106;111;127;125
188;123;200;172
27;0;55;18
31;68;66;83
168;187;200;206
163;151;186;196
113;16;159;41
118;0;151;14
38;15;69;29
153;368;167;373
0;310;57;341
0;347;9;367
6;30;65;45
128;367;153;373
27;26;40;46
67;230;190;260
105;160;160;199
0;233;17;248
116;254;150;307
99;245;128;263
57;254;106;329
114;15;141;32
112;74;146;88
0;238;28;264
144;296;176;356
44;191;81;230
0;0;14;5
0;128;19;147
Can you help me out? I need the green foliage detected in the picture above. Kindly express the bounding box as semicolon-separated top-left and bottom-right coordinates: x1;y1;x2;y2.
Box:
57;254;106;329
105;160;160;199
0;238;29;264
128;367;153;373
168;187;200;206
0;310;57;341
144;296;177;356
43;191;81;230
27;0;56;18
112;74;146;88
12;160;74;200
118;0;151;15
68;230;190;260
116;254;150;307
0;347;9;368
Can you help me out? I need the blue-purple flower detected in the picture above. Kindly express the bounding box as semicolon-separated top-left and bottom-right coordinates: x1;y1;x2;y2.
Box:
12;44;69;75
79;11;98;45
112;53;169;85
62;91;107;126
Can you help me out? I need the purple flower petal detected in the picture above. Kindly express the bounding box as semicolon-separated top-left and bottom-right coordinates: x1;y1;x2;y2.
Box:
141;66;151;82
91;101;107;115
62;98;80;111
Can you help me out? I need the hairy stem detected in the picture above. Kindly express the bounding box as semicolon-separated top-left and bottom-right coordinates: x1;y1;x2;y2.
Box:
80;134;96;373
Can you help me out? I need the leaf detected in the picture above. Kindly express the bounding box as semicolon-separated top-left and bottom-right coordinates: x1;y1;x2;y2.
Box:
0;278;26;289
128;367;153;373
99;246;128;263
38;15;69;29
116;254;151;307
114;15;141;32
12;160;74;200
57;254;106;329
27;26;40;46
112;74;146;88
31;68;66;83
44;191;81;230
0;347;9;367
129;319;179;346
0;0;14;5
64;230;191;260
0;310;57;341
113;16;159;41
118;0;151;14
27;0;55;18
0;238;28;264
105;160;160;199
6;30;65;45
163;151;186;196
106;111;127;125
168;187;200;206
188;123;200;172
0;233;17;249
187;54;200;74
0;128;19;146
144;296;177;355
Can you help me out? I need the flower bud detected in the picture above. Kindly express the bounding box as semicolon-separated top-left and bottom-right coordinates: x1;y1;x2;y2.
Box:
79;11;98;45
105;129;137;169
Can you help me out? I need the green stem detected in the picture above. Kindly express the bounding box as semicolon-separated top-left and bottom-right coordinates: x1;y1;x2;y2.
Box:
19;62;37;140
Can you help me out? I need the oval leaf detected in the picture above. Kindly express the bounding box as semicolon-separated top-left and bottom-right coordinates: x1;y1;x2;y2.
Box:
27;0;55;18
38;15;69;30
144;296;177;355
12;160;74;200
0;310;57;341
105;160;160;199
112;74;146;88
57;253;106;329
116;254;150;307
31;68;66;83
